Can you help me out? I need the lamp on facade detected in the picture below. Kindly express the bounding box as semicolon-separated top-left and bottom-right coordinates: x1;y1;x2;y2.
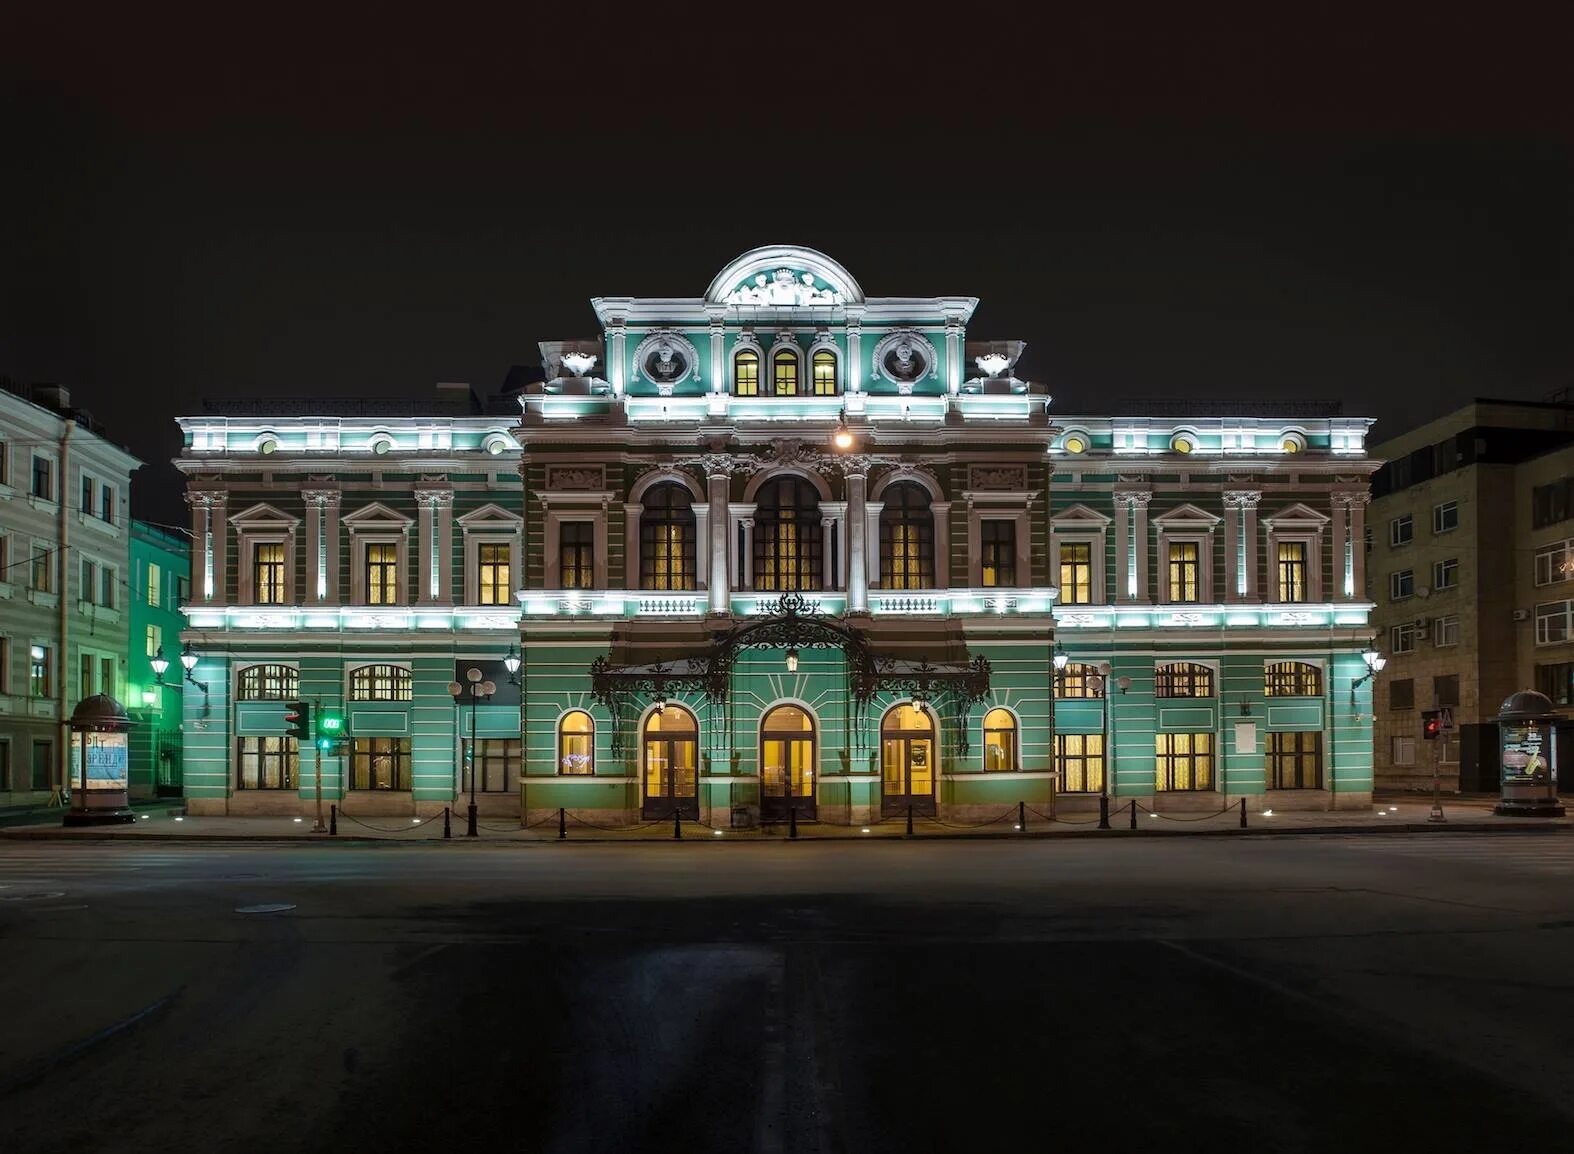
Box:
1052;641;1069;674
503;645;521;686
785;648;800;674
179;642;199;680
449;668;496;838
1351;648;1386;705
176;642;210;713
150;646;170;683
831;424;855;451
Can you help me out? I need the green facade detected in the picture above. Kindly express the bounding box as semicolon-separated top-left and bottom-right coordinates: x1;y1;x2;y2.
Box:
175;245;1378;820
127;521;190;796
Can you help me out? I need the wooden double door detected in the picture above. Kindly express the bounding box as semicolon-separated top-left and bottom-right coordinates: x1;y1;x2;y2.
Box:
881;703;936;817
760;704;816;823
642;706;698;820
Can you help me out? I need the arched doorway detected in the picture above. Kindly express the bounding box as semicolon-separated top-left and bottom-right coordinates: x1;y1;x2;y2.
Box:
760;704;816;823
881;703;936;817
641;706;698;820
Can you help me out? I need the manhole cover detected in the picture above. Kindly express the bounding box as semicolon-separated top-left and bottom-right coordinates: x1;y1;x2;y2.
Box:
2;891;67;902
235;903;296;915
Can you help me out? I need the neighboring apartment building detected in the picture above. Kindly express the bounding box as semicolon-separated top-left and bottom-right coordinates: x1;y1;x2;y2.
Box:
127;520;191;797
0;382;141;803
173;245;1379;822
1368;399;1574;791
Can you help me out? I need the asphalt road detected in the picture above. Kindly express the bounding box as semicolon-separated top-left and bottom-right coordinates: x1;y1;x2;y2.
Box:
3;833;1574;1154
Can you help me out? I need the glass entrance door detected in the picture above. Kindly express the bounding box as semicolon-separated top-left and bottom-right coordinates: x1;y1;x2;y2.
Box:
881;703;937;817
760;704;816;822
642;706;699;820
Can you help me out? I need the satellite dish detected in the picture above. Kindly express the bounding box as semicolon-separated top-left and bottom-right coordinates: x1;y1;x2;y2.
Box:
1415;586;1431;598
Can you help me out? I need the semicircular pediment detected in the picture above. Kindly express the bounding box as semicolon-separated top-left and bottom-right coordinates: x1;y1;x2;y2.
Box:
705;245;865;307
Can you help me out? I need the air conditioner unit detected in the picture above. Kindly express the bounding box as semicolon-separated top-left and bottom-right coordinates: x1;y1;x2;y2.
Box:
1512;608;1531;622
1414;616;1431;630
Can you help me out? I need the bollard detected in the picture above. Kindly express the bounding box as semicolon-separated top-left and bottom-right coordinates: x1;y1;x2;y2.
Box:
443;806;451;839
558;807;566;841
329;804;337;836
1240;797;1247;829
674;808;682;840
789;805;798;840
906;804;914;837
1129;799;1137;830
1098;794;1110;830
1018;800;1026;833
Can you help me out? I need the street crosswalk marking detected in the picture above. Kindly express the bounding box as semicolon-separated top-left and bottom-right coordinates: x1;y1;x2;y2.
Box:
1343;835;1574;875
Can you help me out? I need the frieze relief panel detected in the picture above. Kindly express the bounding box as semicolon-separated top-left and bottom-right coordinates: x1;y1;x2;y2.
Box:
967;465;1028;491
547;466;605;491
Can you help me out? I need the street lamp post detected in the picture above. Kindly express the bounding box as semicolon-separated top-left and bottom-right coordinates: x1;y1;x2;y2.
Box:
1054;642;1128;829
448;668;496;838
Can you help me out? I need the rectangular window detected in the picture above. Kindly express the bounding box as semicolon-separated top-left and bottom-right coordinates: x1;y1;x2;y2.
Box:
100;656;115;699
100;566;115;609
1059;541;1093;604
32;740;53;790
100;483;114;524
1534;541;1574;586
0;534;7;577
1390;622;1419;653
81;474;94;514
1532;477;1574;530
32;456;52;501
1432;501;1458;534
255;543;286;604
1433;557;1459;590
1167;541;1199;602
560;522;595;590
1536;601;1574;646
30;644;51;697
1277;541;1307;603
1434;673;1459;706
1392;736;1416;767
477;542;510;605
0;636;7;694
237;736;298;790
1155;732;1214;792
1535;662;1573;707
1389;570;1415;600
31;545;52;593
1389;514;1413;546
812;354;837;397
462;738;519;793
81;558;97;604
1390;678;1414;710
176;575;190;605
1434;615;1460;647
0;740;9;792
146;623;162;658
1266;731;1323;789
351;737;411;791
80;653;94;701
1054;733;1105;793
147;562;162;607
980;520;1016;587
364;543;397;605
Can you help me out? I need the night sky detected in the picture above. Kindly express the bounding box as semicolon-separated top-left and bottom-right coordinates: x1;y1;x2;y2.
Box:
3;13;1568;528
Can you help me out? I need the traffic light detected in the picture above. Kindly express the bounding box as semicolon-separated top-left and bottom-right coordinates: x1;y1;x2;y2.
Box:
316;709;344;750
283;701;311;742
1421;710;1442;740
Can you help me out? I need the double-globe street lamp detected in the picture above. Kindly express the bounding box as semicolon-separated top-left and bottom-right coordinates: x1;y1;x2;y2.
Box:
449;668;498;838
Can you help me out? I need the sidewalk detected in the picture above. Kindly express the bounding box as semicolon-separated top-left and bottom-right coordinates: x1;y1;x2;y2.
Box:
2;797;1569;843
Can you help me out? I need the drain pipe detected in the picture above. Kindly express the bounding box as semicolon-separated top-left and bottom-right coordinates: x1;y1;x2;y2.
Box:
56;419;73;792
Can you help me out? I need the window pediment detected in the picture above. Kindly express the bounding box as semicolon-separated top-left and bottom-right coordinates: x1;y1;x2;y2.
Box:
1051;503;1112;528
342;502;414;531
1152;503;1222;529
457;503;524;531
1264;502;1330;528
229;502;300;530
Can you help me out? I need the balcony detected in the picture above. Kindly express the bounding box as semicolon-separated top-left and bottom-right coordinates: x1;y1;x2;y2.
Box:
1052;602;1373;630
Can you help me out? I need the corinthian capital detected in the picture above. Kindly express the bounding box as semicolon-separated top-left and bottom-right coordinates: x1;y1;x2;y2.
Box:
1223;490;1262;510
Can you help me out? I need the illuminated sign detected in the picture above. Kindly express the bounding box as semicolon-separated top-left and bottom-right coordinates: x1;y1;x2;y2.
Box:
70;732;129;790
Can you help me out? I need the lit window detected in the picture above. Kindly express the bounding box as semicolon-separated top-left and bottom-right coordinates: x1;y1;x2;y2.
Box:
754;477;822;592
1155;732;1214;791
1059;541;1092;604
980;520;1016;587
254;543;286;604
1267;732;1321;788
351;737;411;790
1277;541;1308;603
349;665;413;702
559;711;595;775
30;644;51;697
982;708;1016;772
365;543;397;605
734;350;759;397
879;483;934;590
1155;663;1214;698
811;350;837;396
772;349;799;396
639;486;696;591
560;523;595;590
1055;733;1104;793
238;665;298;700
237;736;297;790
477;542;510;605
1055;663;1105;699
1167;541;1200;602
1265;661;1322;696
145;624;161;658
147;562;162;607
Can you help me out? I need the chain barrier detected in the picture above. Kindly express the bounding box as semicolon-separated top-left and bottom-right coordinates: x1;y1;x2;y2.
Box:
917;807;1021;831
1130;800;1237;823
1025;804;1104;826
563;811;669;833
335;811;445;835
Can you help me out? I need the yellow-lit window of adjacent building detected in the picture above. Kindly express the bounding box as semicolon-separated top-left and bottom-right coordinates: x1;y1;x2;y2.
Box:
1056;733;1104;793
1059;541;1093;604
1277;541;1307;602
254;543;286;604
365;543;397;605
1167;541;1199;602
478;542;509;605
146;562;161;607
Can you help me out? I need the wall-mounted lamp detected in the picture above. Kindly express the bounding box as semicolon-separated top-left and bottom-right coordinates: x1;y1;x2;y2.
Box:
1350;648;1386;705
1052;641;1069;673
177;642;211;715
785;648;800;674
503;644;522;687
150;646;170;683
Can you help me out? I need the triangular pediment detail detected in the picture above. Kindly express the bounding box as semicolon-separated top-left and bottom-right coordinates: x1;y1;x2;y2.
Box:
1263;502;1330;526
457;502;524;527
228;502;300;528
342;501;414;529
1152;503;1222;526
1050;503;1112;527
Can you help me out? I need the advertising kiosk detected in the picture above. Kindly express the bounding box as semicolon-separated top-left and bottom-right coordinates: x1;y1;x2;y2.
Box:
62;694;137;826
1493;690;1565;817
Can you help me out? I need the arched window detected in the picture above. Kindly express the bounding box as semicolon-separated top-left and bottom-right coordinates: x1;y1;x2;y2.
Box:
734;349;759;397
238;664;298;701
1055;663;1105;699
879;482;935;589
983;708;1017;771
349;664;413;702
811;349;837;396
754;477;822;591
558;710;594;775
1265;661;1323;697
1155;662;1215;698
639;485;696;591
772;349;799;396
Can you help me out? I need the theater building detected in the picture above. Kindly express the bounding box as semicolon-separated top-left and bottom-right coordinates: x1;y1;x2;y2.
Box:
175;245;1379;822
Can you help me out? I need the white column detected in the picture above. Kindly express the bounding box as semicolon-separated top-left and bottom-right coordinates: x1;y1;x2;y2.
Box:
187;493;211;602
708;313;725;395
846;315;863;393
323;493;342;603
847;466;869;614
821;517;835;590
740;518;754;588
1330;493;1348;602
435;494;454;603
1114;496;1131;602
1349;493;1369;601
944;317;962;395
607;318;627;396
209;496;229;606
1241;493;1261;601
1222;492;1244;601
932;502;951;589
1130;493;1151;602
707;465;730;614
625;502;643;590
302;493;325;601
416;496;434;604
